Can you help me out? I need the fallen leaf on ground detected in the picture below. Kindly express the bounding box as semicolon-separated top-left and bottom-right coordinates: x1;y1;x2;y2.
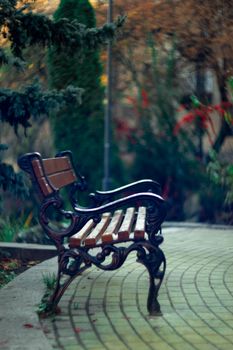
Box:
23;323;34;328
75;327;82;333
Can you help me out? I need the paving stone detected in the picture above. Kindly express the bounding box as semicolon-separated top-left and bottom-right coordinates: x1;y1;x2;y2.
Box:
193;344;219;350
149;343;174;350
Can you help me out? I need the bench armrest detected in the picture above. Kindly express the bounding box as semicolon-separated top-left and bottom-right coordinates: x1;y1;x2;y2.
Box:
75;191;164;213
89;179;162;207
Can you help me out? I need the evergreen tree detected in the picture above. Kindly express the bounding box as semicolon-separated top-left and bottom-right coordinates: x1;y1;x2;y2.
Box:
49;0;105;192
0;0;123;199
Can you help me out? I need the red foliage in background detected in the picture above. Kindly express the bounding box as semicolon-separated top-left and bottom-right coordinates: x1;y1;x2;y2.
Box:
174;102;233;145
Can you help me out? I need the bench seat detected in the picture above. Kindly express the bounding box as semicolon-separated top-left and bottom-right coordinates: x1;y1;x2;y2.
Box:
69;206;147;247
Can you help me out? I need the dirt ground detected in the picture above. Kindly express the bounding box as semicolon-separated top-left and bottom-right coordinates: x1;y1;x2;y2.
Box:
0;258;40;288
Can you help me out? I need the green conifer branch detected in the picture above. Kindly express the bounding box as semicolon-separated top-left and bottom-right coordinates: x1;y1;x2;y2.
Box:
0;0;125;200
0;83;84;132
1;0;125;59
0;144;29;199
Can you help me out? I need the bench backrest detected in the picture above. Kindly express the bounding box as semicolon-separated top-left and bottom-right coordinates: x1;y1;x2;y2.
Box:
18;152;78;198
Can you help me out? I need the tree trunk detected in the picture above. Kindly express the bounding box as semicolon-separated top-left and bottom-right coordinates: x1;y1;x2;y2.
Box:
212;60;232;153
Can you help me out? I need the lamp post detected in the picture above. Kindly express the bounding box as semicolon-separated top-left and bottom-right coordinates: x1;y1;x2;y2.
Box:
103;0;113;191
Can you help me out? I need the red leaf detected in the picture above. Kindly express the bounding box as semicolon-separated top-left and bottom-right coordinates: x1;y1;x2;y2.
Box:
141;89;149;108
173;112;196;134
75;327;82;333
23;323;34;328
123;316;131;320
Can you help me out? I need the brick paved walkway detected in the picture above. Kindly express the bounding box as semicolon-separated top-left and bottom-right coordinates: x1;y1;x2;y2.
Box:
40;226;233;350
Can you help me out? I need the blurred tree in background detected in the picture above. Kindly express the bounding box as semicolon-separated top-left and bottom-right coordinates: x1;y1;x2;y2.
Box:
149;0;233;222
0;0;122;226
48;0;105;192
96;0;233;154
122;40;205;220
95;0;233;222
150;0;233;153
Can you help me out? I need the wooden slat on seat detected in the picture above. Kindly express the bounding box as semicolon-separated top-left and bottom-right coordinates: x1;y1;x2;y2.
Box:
134;206;146;240
69;207;147;248
69;219;95;248
117;207;135;240
84;213;111;247
102;210;123;243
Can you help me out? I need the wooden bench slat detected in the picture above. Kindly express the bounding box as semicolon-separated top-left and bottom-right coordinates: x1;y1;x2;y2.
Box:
36;170;77;194
117;207;135;240
32;157;73;177
32;158;77;194
134;206;146;240
84;213;111;247
43;157;72;175
37;177;54;196
102;210;123;243
48;170;77;189
69;219;95;248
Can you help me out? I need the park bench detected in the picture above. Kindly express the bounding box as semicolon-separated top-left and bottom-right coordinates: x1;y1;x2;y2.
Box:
18;150;167;315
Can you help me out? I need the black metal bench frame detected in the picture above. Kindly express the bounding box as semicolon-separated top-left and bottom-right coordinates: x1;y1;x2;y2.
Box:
18;151;167;315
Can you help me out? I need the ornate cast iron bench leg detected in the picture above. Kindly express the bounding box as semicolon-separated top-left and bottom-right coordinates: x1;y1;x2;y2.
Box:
47;240;166;316
138;245;166;315
46;248;92;312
